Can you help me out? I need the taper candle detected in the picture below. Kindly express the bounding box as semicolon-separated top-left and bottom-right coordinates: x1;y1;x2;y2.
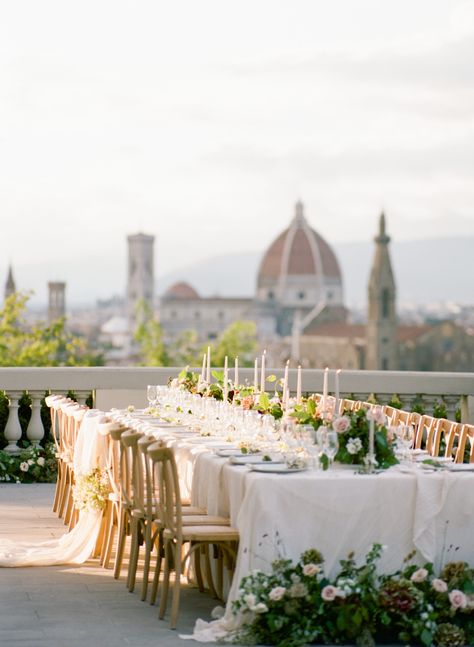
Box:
335;369;341;415
201;353;206;382
234;356;239;386
206;346;211;383
223;356;228;402
254;358;258;391
296;365;302;403
323;367;329;418
283;360;289;407
260;350;266;393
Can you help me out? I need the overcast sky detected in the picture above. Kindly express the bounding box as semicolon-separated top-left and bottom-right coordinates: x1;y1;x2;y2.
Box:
1;0;474;303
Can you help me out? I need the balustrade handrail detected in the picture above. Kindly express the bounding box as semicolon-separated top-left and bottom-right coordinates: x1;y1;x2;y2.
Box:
1;367;474;454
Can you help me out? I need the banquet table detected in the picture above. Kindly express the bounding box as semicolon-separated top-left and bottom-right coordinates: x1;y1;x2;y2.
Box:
141;430;474;606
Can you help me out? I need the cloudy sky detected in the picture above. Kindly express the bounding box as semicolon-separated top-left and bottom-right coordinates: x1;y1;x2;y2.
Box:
1;0;473;304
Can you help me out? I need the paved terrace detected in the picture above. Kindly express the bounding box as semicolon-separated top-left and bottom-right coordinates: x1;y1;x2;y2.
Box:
0;484;216;647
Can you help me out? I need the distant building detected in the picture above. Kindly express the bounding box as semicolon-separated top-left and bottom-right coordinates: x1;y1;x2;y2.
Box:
4;264;16;302
48;282;66;322
160;282;252;343
127;233;155;326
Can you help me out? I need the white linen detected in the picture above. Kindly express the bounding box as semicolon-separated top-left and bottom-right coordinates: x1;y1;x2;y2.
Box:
0;410;107;568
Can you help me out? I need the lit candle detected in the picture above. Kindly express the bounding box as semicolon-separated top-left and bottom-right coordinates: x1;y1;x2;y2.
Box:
206;346;211;383
254;358;258;391
223;356;228;402
296;365;302;403
201;353;206;382
260;350;266;393
369;417;375;465
234;356;239;386
283;360;289;405
335;369;341;415
323;367;329;417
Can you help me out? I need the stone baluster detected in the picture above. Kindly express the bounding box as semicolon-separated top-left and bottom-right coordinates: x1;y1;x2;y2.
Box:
444;395;460;422
422;395;440;417
3;390;24;454
75;391;90;406
400;394;417;412
26;391;45;446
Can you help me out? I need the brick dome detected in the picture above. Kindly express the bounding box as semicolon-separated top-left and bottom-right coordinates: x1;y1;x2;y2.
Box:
256;201;343;308
163;282;199;300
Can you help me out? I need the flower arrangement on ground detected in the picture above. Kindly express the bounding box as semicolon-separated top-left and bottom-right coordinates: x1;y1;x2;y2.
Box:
0;443;57;483
72;468;110;512
231;544;474;647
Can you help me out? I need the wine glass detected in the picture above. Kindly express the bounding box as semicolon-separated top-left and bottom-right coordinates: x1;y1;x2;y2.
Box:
147;384;158;408
397;424;415;462
324;430;339;470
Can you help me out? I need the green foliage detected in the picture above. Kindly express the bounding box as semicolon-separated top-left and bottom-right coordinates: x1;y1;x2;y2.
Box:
209;320;258;367
387;394;403;409
0;292;101;366
134;300;169;366
433;400;448;419
0;443;57;483
232;545;474;647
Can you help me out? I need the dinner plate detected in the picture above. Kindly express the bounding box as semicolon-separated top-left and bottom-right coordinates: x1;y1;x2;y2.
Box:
230;455;280;465
448;464;474;472
249;464;307;474
216;448;245;457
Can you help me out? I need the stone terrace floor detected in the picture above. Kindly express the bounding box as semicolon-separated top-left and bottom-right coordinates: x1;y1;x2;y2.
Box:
0;484;217;647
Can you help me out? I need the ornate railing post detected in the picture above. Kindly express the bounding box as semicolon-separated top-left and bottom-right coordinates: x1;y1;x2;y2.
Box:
26;391;45;446
3;390;24;454
75;390;90;406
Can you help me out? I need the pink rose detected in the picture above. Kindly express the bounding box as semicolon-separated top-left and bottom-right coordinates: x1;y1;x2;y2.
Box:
303;563;321;577
332;416;351;434
269;586;286;601
410;568;428;583
449;589;467;609
321;585;339;602
241;395;254;410
432;578;448;593
366;406;386;426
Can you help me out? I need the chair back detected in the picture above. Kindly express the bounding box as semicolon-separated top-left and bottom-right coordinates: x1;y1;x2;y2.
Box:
456;424;474;463
148;444;182;542
119;430;143;510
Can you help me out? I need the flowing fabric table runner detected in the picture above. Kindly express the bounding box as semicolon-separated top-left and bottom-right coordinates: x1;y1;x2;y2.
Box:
0;410;107;567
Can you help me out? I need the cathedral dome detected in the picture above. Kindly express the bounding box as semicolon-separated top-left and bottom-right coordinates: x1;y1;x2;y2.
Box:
256;201;344;309
163;282;199;300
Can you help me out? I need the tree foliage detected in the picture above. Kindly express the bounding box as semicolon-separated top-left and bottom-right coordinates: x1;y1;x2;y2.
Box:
0;293;101;367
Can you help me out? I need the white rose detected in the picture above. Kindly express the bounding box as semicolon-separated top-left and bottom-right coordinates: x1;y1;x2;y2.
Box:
347;438;362;455
27;459;35;465
289;582;308;598
432;578;448;593
37;457;45;467
19;462;29;472
253;602;268;614
410;568;429;583
321;585;338;602
243;593;257;609
269;586;286;601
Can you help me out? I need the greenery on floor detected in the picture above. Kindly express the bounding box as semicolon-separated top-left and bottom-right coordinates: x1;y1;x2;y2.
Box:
232;544;474;647
0;443;57;483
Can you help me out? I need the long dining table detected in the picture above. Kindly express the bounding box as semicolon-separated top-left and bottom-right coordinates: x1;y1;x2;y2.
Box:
119;413;474;609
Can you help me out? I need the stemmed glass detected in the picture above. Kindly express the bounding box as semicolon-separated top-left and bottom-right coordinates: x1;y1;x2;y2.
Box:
324;430;339;470
397;424;415;462
147;385;158;408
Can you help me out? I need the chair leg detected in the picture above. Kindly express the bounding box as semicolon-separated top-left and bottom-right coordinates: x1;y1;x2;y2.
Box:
114;508;128;579
52;462;63;513
159;540;172;620
170;541;182;630
204;545;218;599
127;519;140;592
140;522;153;601
149;533;163;606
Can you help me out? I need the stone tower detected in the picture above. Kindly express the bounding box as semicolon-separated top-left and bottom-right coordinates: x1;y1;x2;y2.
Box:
127;233;155;325
48;282;66;322
366;213;397;370
4;265;16;301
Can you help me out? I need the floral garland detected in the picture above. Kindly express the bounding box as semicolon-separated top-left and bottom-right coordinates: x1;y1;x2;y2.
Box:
0;443;57;483
72;468;110;512
232;544;474;647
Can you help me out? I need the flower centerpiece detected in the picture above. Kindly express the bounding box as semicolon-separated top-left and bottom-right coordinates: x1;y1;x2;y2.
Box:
291;399;398;470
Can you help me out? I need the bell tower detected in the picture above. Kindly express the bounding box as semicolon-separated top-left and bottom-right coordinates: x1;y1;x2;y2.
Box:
127;233;155;326
366;213;397;370
4;264;16;301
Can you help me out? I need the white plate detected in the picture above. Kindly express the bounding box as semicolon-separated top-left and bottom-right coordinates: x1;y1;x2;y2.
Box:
216;448;245;457
230;455;279;465
250;464;307;474
448;464;474;472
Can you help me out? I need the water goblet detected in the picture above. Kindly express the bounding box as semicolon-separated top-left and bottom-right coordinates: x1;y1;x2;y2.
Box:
324;430;339;470
397;424;415;463
147;384;158;408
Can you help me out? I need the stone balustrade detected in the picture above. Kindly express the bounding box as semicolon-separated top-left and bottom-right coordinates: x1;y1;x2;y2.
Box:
1;367;474;454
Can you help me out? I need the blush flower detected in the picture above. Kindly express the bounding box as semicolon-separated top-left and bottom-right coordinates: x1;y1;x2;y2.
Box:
302;563;320;577
243;593;257;609
410;568;429;583
449;589;467;610
269;586;286;601
37;457;46;467
321;585;339;602
253;602;268;614
332;416;351;434
366;406;386;426
432;578;448;593
19;462;29;472
289;582;308;598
